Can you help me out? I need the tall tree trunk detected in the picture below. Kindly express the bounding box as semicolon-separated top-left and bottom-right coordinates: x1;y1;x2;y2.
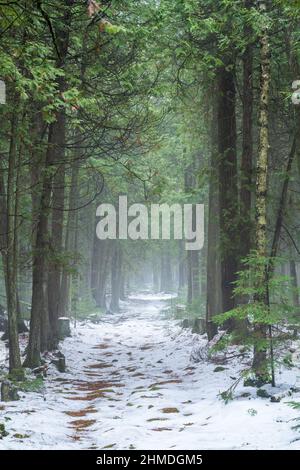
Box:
252;1;271;378
24;125;56;367
0;159;27;342
71;208;79;326
187;249;200;305
119;261;126;301
47;159;65;349
91;228;101;303
152;253;160;293
160;245;173;293
25;2;74;363
59;157;79;318
217;64;239;319
206;96;222;339
91;238;111;309
14;141;28;335
290;258;299;317
110;243;122;312
6;96;22;372
240;0;254;263
30;109;45;246
178;241;186;292
185;163;200;304
0;160;8;310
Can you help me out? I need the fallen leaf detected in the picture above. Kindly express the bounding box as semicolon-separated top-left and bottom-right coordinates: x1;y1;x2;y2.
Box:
151;427;173;432
161;407;180;414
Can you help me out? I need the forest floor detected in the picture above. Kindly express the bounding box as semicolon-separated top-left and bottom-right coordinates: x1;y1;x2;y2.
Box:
1;292;300;450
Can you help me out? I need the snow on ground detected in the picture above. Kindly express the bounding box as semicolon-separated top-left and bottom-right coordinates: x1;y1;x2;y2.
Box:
1;292;300;450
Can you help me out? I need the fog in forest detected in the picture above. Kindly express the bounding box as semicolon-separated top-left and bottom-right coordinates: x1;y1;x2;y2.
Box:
1;0;300;454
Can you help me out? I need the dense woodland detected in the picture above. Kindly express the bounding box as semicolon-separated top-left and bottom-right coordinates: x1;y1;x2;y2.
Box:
1;0;300;405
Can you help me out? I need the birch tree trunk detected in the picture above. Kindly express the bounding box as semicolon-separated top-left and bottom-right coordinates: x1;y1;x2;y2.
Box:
252;1;271;377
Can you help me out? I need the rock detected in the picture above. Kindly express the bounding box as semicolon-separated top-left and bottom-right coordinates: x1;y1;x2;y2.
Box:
270;395;281;403
244;377;268;388
214;366;227;372
1;380;20;402
256;388;271;399
51;351;66;373
58;317;71;340
53;358;66;373
0;423;9;439
270;389;295;403
240;392;251;398
192;318;206;334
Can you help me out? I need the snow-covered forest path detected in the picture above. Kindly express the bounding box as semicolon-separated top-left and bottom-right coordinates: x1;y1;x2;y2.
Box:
1;293;300;450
